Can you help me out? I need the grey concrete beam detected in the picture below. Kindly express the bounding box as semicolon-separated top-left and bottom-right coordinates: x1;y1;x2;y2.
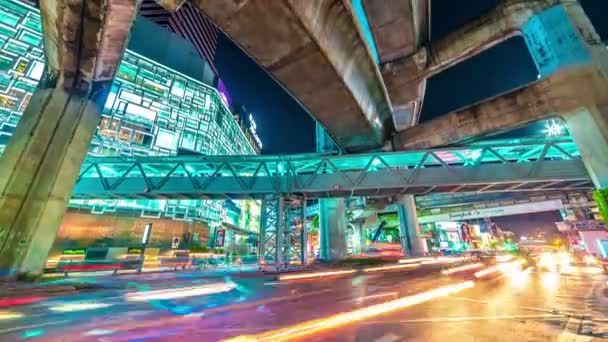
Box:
381;0;563;130
362;0;429;63
192;0;393;152
389;66;608;150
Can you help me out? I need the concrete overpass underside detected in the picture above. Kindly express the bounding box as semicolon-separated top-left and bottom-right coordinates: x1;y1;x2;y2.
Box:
190;0;393;153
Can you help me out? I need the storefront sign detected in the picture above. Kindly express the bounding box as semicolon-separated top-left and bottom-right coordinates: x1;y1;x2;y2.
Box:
419;200;564;223
556;220;606;232
215;229;226;247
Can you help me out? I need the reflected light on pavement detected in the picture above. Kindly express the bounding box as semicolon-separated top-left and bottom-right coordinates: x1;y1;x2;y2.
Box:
540;272;559;292
126;283;236;301
278;270;356;281
508;267;532;289
222;281;475;342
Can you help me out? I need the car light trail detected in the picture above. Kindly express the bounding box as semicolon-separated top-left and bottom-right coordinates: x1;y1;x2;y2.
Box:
422;257;466;265
496;255;515;263
49;303;113;312
0;311;23;320
0;296;46;307
278;270;356;281
363;263;419;273
398;257;434;264
441;263;484;275
475;259;525;278
125;283;236;301
222;281;475;342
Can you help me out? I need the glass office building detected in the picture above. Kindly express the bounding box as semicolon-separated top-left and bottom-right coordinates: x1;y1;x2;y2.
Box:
0;0;259;233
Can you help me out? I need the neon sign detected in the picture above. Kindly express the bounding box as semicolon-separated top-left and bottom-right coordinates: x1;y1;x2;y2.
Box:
249;114;263;150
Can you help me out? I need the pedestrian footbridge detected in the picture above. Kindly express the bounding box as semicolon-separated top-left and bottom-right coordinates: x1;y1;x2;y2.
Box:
72;139;592;200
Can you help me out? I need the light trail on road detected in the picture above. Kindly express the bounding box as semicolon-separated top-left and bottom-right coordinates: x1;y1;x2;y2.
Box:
222;281;475;342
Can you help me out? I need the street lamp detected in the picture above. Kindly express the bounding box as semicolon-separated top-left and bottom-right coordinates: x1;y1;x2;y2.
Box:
543;119;564;136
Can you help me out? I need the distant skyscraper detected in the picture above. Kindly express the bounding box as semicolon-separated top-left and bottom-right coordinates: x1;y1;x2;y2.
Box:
140;0;220;77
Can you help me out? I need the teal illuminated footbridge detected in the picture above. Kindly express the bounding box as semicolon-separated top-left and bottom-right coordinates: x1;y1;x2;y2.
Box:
72;139;592;200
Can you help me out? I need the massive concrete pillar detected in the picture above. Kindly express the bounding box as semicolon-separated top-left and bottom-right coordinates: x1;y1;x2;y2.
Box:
319;198;347;261
0;0;140;277
397;195;425;256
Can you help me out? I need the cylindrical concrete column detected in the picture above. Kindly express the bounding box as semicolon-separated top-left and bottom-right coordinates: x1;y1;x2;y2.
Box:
319;198;347;261
397;195;425;256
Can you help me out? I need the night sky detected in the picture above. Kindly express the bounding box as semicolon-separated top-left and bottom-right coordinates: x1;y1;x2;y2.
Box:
213;1;608;155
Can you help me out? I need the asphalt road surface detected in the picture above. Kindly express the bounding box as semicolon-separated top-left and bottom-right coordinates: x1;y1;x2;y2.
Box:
1;260;607;341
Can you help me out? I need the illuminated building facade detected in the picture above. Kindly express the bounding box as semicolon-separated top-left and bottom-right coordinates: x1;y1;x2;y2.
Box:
0;0;261;241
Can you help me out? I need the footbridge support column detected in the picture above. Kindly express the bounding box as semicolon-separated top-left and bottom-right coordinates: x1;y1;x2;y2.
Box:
259;197;307;270
397;195;425;256
319;198;347;261
0;0;140;278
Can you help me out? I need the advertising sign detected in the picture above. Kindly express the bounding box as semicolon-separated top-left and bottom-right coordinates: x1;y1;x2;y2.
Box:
171;237;180;249
215;229;226;247
556;220;606;232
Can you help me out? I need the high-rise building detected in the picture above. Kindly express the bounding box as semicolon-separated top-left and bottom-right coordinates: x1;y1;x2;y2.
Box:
139;0;220;78
0;0;260;252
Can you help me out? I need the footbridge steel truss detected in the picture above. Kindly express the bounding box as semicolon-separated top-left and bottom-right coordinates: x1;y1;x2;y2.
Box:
72;139;592;200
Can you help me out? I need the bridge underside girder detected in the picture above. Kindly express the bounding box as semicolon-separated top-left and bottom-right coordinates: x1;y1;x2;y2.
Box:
190;0;393;152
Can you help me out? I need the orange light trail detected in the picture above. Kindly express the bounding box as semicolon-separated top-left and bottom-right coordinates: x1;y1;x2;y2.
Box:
278;269;356;281
398;257;434;264
363;263;419;273
221;281;475;342
475;259;525;278
441;263;484;275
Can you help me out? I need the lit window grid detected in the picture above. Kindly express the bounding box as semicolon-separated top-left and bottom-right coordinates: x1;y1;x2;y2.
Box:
0;0;43;142
0;0;260;228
